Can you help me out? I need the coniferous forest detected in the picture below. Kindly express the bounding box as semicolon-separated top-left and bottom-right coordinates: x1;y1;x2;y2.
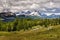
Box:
0;17;60;40
0;18;60;32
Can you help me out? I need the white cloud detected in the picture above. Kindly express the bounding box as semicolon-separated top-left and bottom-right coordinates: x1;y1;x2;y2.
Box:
0;0;60;12
30;4;40;9
43;2;56;8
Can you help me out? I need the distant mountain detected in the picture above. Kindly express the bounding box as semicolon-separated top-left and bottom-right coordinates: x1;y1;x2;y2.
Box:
15;10;41;19
40;8;60;18
1;8;60;22
15;8;60;19
47;14;60;18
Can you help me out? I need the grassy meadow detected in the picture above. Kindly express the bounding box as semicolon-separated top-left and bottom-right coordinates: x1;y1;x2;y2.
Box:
0;18;60;40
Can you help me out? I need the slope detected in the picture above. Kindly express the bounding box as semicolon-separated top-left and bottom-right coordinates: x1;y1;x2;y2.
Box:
0;25;60;40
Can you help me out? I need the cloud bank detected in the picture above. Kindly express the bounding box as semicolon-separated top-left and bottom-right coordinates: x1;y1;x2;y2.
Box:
0;0;60;12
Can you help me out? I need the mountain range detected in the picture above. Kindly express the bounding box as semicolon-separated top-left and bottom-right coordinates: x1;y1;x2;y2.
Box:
15;8;60;18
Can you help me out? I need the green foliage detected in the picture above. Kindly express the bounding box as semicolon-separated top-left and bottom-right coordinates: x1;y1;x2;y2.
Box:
0;18;60;32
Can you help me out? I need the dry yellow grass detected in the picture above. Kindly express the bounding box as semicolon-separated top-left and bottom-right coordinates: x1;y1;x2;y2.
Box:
0;25;60;40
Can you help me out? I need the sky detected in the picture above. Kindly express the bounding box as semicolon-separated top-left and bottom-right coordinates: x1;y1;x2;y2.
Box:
0;0;60;12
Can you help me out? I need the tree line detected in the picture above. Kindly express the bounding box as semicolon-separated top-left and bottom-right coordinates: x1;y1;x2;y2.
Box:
0;18;60;32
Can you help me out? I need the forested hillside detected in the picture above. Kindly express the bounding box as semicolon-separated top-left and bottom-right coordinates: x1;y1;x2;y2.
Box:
0;18;60;32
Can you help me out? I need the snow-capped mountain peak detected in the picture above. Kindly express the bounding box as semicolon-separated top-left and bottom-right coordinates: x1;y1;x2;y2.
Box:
15;8;60;18
29;11;40;16
15;10;40;17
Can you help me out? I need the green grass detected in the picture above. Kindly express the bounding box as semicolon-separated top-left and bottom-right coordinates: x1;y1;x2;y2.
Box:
0;25;60;40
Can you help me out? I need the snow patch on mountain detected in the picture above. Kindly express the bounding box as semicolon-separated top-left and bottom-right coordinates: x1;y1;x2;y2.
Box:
54;13;60;15
29;11;40;16
44;13;53;16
